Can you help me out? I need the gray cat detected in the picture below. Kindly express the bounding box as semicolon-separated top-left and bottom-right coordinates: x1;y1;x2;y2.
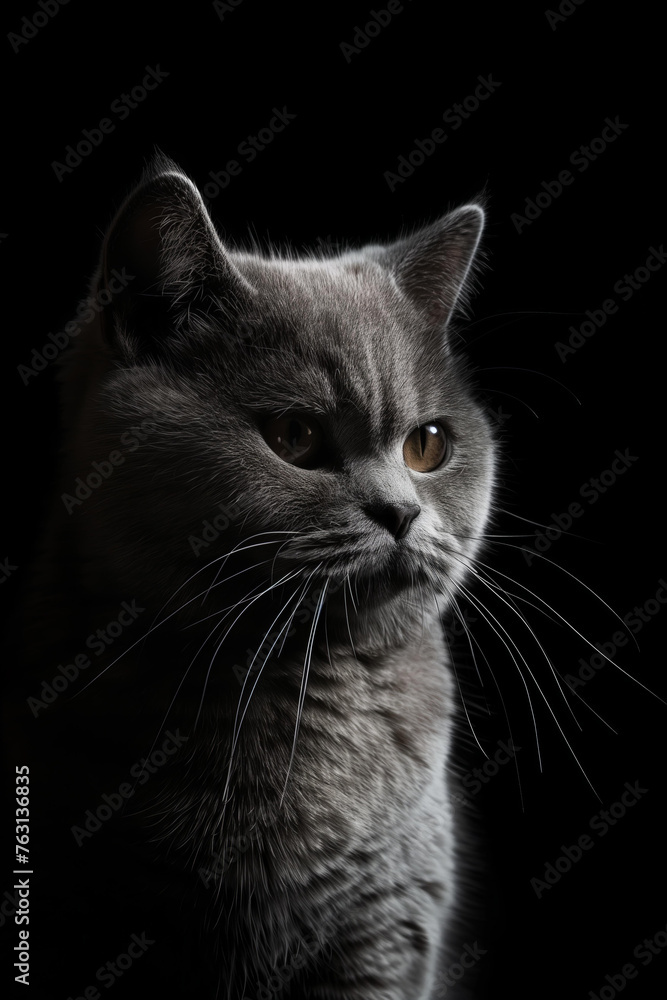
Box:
13;156;495;998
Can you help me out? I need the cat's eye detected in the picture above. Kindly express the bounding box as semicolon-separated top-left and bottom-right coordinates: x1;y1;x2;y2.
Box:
263;414;324;467
403;422;448;472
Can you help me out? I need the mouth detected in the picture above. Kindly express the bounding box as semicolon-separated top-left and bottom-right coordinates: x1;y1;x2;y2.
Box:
250;529;452;609
295;545;439;594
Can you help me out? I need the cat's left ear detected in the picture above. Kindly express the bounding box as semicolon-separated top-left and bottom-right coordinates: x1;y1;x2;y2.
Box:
369;203;485;328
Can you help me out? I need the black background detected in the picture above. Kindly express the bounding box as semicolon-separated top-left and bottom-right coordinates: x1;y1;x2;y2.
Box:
2;2;664;998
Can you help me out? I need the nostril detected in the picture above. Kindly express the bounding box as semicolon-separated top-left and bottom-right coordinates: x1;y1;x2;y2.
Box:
365;502;421;540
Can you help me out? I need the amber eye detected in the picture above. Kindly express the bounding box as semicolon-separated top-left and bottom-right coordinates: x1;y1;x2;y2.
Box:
403;422;448;472
263;414;324;467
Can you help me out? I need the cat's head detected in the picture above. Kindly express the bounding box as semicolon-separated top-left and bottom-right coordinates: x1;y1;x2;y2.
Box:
59;156;495;648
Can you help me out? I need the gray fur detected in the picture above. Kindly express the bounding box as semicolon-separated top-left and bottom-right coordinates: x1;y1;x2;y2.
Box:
25;157;496;998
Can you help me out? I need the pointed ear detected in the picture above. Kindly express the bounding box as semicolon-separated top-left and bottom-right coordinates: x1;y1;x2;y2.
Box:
372;204;485;327
99;157;253;355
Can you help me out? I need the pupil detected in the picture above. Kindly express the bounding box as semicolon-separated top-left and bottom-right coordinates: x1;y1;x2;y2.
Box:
288;420;302;447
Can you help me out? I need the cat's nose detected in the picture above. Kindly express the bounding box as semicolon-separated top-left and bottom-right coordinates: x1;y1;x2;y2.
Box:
365;502;421;540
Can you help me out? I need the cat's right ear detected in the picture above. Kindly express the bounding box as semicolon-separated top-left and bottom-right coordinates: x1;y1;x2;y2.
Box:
98;157;253;357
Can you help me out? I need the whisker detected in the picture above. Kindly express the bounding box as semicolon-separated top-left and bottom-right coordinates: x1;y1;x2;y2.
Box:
276;569;322;659
183;562;274;629
195;567;305;728
466;308;584;346
157;534;296;624
218;565;323;829
552;669;618;734
450;596;488;702
343;575;357;661
449;595;525;811
469;569;566;630
281;578;330;805
129;610;241;795
347;577;358;615
459;583;601;800
477;366;581;406
202;531;298;604
457;583;543;774
438;591;487;758
71;546;290;698
415;569;426;647
270;536;302;586
471;550;656;696
229;573;317;760
469;566;582;730
484;388;539;420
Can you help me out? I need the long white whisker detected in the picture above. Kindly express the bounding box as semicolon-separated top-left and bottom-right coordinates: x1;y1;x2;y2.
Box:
218;565;323;827
486;536;640;652
451;595;525;811
457;584;542;772
553;670;618;734
201;532;297;604
194;568;304;728
281;579;330;805
438;591;487;758
275;568;323;660
460;583;601;800
270;536;302;586
470;567;581;730
477;366;581;405
471;552;659;701
183;566;272;630
72;548;288;698
450;596;489;706
343;575;357;661
156;534;296;625
229;574;318;760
